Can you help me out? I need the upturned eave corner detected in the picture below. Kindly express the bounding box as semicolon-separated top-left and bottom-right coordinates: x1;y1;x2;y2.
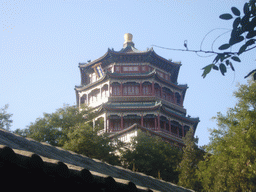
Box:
74;33;199;148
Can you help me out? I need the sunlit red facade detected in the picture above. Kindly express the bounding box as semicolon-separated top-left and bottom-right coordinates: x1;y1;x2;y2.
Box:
75;34;199;147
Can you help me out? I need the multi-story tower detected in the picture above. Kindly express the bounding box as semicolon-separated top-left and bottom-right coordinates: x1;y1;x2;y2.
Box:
75;33;199;147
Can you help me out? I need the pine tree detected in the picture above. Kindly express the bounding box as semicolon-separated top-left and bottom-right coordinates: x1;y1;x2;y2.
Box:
197;79;256;191
178;128;203;191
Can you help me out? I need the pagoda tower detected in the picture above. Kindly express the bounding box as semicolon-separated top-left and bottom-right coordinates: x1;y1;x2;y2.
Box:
75;33;199;147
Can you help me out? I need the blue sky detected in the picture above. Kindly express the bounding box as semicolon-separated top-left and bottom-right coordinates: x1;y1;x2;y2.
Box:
1;0;254;146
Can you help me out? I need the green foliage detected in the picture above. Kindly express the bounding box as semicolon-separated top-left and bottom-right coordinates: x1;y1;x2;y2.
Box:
63;122;121;165
202;64;215;78
202;1;256;79
0;104;13;130
219;13;233;20
219;63;227;76
14;128;30;137
231;7;241;16
121;131;181;183
197;80;256;191
14;104;121;165
19;104;92;146
218;43;231;50
178;129;204;191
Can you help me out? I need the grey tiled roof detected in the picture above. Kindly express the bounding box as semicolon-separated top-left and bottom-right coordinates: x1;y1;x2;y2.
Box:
0;128;193;192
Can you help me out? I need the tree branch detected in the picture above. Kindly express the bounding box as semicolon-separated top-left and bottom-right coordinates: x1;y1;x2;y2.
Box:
151;44;256;56
151;44;221;54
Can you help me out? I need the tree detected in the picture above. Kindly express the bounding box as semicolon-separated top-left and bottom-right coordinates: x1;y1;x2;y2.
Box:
177;128;204;191
0;104;13;130
63;121;121;165
121;130;181;183
14;104;121;165
202;1;256;79
197;79;256;191
15;104;93;146
153;0;256;79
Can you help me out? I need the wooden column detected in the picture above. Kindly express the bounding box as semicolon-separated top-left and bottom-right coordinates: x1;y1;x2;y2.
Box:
182;124;184;137
172;92;175;103
104;113;107;132
158;114;160;131
181;94;184;107
109;85;112;96
106;117;109;132
121;114;123;130
152;82;155;96
109;119;113;132
140;82;142;96
139;65;142;73
120;82;123;96
86;94;88;105
160;86;163;98
77;94;81;107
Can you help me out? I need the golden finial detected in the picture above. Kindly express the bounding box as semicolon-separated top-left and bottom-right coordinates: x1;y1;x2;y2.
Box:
124;33;133;43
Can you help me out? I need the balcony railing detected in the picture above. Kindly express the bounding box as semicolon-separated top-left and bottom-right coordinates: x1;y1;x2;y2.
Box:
160;129;182;139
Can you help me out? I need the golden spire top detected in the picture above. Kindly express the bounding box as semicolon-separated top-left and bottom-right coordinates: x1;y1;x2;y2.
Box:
123;33;135;48
124;33;133;43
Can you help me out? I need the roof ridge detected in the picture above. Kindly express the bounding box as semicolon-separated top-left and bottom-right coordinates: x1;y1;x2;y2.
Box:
0;128;194;192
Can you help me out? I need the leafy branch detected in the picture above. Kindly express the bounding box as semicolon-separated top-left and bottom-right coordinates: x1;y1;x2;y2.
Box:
153;1;256;79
